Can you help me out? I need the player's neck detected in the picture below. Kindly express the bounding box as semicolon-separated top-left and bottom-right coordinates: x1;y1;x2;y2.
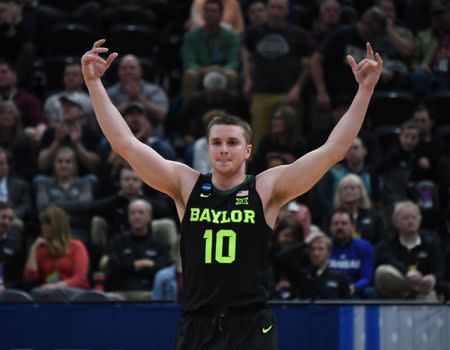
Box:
211;170;246;191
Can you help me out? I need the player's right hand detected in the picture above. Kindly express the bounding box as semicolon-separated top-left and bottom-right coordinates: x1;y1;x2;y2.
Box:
81;39;118;82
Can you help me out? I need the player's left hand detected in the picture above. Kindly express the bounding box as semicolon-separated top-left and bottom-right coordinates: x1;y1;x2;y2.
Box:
347;42;383;91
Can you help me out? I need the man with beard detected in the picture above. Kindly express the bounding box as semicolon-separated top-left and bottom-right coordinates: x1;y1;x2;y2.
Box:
327;208;375;297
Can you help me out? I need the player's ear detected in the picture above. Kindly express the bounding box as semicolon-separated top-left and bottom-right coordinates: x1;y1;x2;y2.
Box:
245;143;252;160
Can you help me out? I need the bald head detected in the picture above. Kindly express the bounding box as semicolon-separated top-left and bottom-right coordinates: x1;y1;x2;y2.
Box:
118;54;143;82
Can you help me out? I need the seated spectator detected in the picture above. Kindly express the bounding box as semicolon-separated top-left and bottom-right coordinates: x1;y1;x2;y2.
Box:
276;200;312;239
271;216;304;299
373;120;421;211
38;92;101;176
35;146;94;242
375;201;443;300
327;208;376;298
0;148;32;225
252;104;307;174
0;60;46;142
333;174;386;245
106;54;168;136
0;101;37;180
278;233;350;299
152;237;183;303
409;1;450;97
317;137;372;215
23;206;90;302
93;166;175;240
44;62;93;126
105;199;170;301
245;0;267;27
187;0;245;34
0;202;25;290
178;72;246;144
181;0;240;101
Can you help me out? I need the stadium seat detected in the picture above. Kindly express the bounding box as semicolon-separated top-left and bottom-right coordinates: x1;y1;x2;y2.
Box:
44;23;96;57
373;126;401;155
108;24;159;58
366;90;415;129
0;289;34;303
69;290;112;303
426;91;450;127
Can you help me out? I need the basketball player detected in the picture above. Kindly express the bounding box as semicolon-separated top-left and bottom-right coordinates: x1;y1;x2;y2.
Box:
81;39;382;349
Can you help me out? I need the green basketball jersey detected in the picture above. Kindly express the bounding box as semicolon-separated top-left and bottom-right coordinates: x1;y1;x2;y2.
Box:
180;174;273;311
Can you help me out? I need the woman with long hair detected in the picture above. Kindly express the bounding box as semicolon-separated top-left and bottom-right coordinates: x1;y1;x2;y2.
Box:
24;206;90;301
333;173;386;245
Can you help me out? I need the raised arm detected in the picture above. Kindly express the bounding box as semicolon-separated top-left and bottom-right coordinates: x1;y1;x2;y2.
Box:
81;40;198;213
259;43;383;222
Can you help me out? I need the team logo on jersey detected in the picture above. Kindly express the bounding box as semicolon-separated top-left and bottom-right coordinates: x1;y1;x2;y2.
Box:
200;183;213;198
236;197;249;205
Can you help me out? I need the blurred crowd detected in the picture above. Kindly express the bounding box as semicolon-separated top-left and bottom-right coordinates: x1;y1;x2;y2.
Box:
0;0;449;303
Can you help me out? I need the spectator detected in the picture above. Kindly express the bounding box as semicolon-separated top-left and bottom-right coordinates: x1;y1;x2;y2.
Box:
0;147;32;224
152;237;183;303
271;216;304;299
0;60;46;142
44;63;92;125
105;199;170;301
375;201;443;300
35;146;94;242
252;104;307;173
333;174;386;245
327;208;375;298
409;0;450;97
245;0;267;27
37;92;101;176
242;0;310;147
317;136;372;215
181;0;241;101
106;54;168;135
0;202;25;290
307;0;342;52
187;0;245;34
276;200;312;239
0;101;37;180
177;71;246;143
372;0;414;90
310;6;387;111
373;120;421;211
23;206;90;302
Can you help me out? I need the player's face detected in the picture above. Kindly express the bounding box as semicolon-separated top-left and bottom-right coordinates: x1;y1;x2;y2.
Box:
309;239;329;267
208;124;252;175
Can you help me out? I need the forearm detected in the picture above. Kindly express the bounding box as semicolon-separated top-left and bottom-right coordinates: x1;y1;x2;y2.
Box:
85;79;135;155
387;29;413;58
38;141;59;171
325;86;373;157
141;98;167;122
74;142;100;171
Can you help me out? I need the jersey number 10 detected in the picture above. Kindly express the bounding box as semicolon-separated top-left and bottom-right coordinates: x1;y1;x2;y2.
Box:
203;229;236;264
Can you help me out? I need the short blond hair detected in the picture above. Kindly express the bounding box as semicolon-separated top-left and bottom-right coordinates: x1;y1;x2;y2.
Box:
392;200;421;224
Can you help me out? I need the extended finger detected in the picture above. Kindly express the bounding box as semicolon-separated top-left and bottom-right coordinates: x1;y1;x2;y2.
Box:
105;52;118;70
366;42;374;60
92;38;106;49
346;55;357;71
84;54;107;65
375;52;383;67
89;47;109;55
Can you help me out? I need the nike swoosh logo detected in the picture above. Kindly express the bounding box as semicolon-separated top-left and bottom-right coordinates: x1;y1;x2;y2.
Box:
262;325;273;334
200;193;211;198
